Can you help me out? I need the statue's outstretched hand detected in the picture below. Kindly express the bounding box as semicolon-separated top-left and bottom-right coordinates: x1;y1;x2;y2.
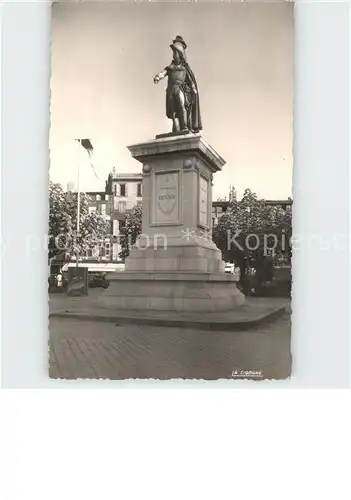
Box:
153;69;167;84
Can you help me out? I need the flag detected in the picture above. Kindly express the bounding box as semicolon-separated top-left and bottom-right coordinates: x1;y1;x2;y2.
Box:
75;138;99;179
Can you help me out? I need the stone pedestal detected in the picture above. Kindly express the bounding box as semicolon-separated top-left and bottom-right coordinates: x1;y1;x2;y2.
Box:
101;133;245;312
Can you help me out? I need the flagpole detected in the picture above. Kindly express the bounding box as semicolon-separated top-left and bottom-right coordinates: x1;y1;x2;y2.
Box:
76;140;81;268
77;158;80;235
75;138;94;268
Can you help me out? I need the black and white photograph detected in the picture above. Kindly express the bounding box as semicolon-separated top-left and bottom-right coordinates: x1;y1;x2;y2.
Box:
49;0;294;380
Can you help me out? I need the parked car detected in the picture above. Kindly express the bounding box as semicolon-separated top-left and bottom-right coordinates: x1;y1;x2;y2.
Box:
254;265;291;298
88;272;109;289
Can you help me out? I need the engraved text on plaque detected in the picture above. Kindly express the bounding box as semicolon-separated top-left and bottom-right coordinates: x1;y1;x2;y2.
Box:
154;171;179;224
199;175;208;226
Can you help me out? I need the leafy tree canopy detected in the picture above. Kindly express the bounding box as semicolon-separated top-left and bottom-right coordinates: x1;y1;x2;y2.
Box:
118;204;142;260
212;188;292;271
48;182;110;260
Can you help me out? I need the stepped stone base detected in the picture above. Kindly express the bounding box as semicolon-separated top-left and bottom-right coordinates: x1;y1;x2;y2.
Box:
125;242;225;273
103;133;246;313
99;272;245;312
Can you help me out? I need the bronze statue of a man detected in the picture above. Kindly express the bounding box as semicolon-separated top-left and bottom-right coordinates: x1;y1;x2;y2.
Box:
153;36;202;133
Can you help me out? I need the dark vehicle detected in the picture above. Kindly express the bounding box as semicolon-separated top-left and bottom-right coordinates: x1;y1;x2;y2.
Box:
88;272;109;289
61;262;123;289
255;265;291;297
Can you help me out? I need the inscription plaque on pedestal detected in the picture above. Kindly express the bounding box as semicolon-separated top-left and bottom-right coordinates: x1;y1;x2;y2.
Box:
153;171;180;224
199;175;209;227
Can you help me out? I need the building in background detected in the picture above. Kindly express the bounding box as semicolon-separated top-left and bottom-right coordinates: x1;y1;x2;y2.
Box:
84;169;143;262
212;200;230;227
265;199;292;211
106;167;143;211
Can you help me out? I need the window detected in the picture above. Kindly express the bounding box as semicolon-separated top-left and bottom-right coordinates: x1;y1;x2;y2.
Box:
101;204;106;216
96;194;101;201
114;184;117;196
119;184;126;197
113;219;120;235
137;183;142;197
118;201;127;213
104;243;111;259
88;206;97;214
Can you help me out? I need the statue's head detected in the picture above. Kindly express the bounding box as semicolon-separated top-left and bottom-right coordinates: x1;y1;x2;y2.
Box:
170;35;187;63
172;49;182;64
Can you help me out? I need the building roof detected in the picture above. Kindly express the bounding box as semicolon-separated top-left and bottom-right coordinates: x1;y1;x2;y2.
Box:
212;200;230;208
265;199;293;205
213;198;293;207
212;198;293;207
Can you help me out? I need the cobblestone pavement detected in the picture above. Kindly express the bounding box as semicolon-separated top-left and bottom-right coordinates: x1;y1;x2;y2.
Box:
49;313;291;380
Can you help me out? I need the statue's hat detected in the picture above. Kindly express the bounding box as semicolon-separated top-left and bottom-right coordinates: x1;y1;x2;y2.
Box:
172;35;187;50
170;35;187;61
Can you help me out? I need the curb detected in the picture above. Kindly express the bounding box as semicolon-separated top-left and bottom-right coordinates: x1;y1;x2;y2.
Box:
49;305;288;331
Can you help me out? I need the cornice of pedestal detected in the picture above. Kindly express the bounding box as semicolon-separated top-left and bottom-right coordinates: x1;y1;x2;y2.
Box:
127;132;226;173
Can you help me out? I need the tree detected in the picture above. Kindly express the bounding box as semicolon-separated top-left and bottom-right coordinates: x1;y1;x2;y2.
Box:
119;204;142;260
212;189;292;291
48;182;110;260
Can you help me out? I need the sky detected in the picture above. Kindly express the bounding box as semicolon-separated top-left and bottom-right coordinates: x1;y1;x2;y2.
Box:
50;0;294;200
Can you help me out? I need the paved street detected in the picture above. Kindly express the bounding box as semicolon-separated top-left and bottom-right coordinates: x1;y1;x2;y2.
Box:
49;310;291;380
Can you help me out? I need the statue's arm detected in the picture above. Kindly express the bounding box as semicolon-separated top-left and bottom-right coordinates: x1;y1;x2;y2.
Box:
153;68;168;84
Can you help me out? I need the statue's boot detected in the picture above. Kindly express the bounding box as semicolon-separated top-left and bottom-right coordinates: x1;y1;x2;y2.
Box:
172;116;180;132
179;108;189;132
